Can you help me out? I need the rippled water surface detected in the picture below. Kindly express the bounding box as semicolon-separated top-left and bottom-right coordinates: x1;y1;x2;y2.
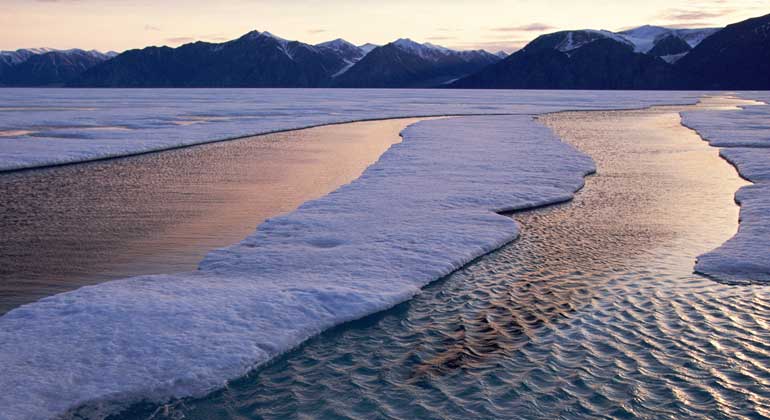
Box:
108;98;770;420
0;118;423;314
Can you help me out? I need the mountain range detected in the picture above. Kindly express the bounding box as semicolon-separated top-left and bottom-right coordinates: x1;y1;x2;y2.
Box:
1;12;768;89
0;49;116;86
450;15;769;89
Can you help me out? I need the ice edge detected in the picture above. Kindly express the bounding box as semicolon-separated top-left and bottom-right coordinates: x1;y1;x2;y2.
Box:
681;94;770;284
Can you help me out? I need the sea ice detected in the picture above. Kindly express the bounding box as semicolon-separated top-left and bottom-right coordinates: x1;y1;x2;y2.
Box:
0;89;700;172
684;92;770;283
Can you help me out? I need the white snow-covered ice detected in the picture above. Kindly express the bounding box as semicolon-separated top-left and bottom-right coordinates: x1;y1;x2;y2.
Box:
683;92;770;283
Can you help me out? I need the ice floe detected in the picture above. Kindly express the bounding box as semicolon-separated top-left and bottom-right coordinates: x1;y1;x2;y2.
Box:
684;92;770;283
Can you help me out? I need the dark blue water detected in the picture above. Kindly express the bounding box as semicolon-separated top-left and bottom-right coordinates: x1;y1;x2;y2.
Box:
97;104;769;419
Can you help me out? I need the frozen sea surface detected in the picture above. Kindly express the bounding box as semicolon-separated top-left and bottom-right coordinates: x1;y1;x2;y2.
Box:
0;90;757;420
0;89;700;171
682;92;770;283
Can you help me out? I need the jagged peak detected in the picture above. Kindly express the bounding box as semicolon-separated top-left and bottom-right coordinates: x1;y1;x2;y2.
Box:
1;47;114;59
392;38;450;54
239;30;262;40
237;30;289;45
317;38;357;50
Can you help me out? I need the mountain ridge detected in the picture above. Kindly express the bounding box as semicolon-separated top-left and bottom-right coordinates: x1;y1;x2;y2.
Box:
450;14;769;90
1;13;768;89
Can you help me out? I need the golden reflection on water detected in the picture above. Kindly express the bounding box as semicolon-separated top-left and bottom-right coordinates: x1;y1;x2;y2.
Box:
0;118;428;313
538;96;751;269
0;130;35;137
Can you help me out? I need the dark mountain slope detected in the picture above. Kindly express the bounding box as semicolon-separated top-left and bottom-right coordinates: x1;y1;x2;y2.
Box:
73;32;350;87
450;34;676;89
334;39;500;88
648;35;691;57
0;49;112;86
676;13;770;89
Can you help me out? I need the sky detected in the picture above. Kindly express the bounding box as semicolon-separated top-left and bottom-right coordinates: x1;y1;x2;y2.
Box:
1;0;767;53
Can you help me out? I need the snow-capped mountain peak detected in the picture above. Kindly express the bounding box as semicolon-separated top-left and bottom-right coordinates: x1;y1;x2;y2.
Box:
391;38;461;60
619;25;720;53
392;38;423;50
239;30;261;40
0;47;115;65
238;30;289;45
317;38;358;51
554;30;634;52
234;30;296;59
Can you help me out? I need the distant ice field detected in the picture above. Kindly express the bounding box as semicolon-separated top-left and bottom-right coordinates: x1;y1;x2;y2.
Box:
0;89;702;171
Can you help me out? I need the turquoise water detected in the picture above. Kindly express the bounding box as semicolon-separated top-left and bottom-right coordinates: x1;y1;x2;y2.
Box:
99;104;770;419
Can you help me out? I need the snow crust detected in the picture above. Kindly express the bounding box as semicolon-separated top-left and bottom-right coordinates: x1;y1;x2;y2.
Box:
0;89;700;172
684;92;770;283
0;115;598;420
316;38;358;51
555;30;634;52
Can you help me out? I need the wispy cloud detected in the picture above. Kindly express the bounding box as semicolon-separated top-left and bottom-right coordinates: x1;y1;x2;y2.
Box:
450;40;529;54
307;29;326;34
659;8;735;21
491;23;554;32
662;22;718;29
144;25;161;31
165;33;229;45
166;36;195;44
